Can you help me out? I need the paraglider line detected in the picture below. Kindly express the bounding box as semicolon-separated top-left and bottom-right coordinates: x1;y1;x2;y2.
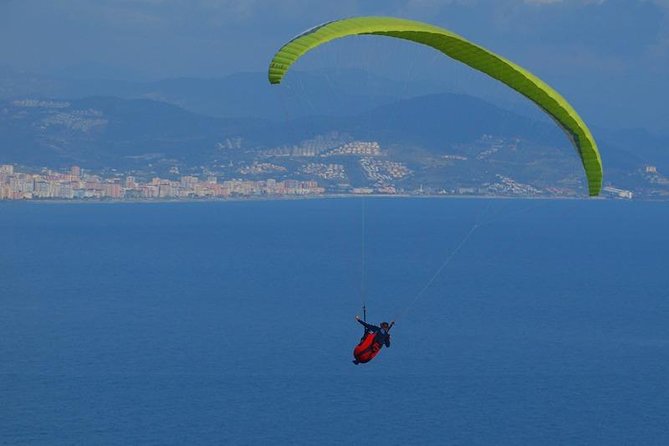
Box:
360;197;367;320
395;222;480;321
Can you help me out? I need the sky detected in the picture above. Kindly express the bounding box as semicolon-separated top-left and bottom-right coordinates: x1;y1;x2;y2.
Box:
1;0;668;132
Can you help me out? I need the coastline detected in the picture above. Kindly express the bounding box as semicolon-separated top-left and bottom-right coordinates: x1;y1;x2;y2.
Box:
0;193;621;205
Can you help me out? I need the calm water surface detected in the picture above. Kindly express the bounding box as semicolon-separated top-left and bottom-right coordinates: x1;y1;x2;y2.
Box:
1;198;668;445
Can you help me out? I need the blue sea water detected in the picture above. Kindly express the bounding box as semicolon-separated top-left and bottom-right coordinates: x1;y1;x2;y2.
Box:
1;198;668;445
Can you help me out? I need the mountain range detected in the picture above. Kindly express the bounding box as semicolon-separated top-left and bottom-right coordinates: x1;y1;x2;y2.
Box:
1;69;668;194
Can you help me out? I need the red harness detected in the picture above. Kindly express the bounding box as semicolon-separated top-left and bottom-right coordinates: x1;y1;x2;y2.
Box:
353;331;384;363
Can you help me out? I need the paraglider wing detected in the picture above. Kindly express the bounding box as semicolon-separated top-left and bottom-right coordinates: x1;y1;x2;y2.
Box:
268;16;603;196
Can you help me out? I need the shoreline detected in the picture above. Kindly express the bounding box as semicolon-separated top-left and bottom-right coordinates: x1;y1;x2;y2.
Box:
0;193;640;205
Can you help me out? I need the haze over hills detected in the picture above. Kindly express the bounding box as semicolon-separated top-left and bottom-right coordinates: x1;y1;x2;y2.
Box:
0;92;571;162
1;70;668;196
0;67;447;120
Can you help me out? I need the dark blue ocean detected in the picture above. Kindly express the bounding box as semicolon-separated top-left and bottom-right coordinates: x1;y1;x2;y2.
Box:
1;198;668;445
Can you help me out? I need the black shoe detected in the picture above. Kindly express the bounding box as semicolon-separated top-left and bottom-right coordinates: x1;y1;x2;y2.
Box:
352;359;360;365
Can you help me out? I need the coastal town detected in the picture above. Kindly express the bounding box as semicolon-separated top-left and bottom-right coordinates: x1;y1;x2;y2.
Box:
0;164;324;200
0;162;639;201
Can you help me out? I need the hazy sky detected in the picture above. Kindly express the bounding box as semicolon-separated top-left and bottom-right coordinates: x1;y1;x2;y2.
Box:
2;0;668;131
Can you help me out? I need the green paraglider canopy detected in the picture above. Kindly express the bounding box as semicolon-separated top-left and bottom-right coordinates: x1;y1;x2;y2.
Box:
268;16;603;196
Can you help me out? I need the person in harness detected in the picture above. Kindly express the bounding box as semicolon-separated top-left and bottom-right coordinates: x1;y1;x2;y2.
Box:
352;316;393;365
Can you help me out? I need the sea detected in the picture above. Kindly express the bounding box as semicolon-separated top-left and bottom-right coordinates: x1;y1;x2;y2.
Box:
1;198;668;445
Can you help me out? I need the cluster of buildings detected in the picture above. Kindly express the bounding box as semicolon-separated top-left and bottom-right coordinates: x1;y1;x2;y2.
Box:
602;186;633;199
443;154;468;161
0;160;644;201
0;165;324;200
259;133;351;158
260;139;383;159
323;141;381;157
473;135;519;161
487;175;543;196
300;163;347;180
359;157;412;186
238;162;287;175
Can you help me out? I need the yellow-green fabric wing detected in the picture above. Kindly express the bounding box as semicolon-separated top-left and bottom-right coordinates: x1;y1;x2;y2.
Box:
268;16;603;196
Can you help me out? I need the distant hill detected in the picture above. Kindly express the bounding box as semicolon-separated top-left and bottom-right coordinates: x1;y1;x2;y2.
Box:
0;68;446;120
0;92;569;165
358;93;566;149
1;89;668;194
0;97;271;167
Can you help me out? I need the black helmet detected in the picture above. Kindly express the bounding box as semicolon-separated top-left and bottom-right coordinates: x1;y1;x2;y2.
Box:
380;321;389;329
